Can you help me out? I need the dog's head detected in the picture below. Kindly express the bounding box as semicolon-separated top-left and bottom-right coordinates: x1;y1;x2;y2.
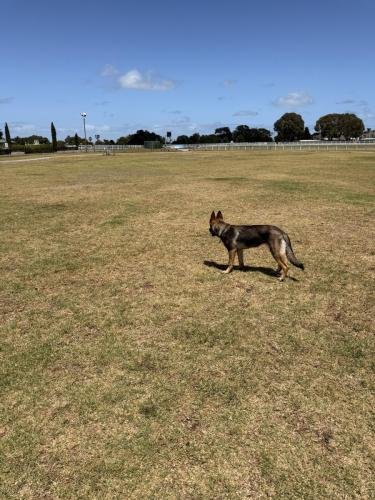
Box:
209;210;224;236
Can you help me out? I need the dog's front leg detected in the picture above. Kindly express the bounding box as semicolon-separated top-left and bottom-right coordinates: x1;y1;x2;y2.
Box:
237;249;245;269
221;249;236;274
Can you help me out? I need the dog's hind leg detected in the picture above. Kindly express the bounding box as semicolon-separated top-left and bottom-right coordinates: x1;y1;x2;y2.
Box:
269;240;289;281
279;240;289;280
222;249;236;274
237;249;245;269
268;243;281;274
275;258;287;281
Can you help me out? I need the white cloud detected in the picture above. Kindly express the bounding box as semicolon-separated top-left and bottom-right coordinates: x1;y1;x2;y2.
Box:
336;99;368;106
156;115;197;132
233;110;259;117
118;69;175;91
85;124;111;133
336;99;356;105
101;64;119;77
10;122;36;133
56;127;75;134
273;91;313;107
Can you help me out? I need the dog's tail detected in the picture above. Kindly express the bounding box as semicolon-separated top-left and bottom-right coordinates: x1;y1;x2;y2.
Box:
284;233;304;270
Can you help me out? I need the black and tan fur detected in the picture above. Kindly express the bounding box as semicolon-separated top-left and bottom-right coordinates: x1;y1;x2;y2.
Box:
209;211;304;281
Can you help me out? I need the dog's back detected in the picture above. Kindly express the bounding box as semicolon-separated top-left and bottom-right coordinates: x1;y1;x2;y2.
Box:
222;224;283;250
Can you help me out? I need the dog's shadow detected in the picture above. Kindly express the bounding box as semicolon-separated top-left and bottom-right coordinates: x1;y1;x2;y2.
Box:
203;260;298;281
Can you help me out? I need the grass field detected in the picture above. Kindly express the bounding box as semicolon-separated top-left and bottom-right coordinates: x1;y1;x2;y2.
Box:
0;150;374;499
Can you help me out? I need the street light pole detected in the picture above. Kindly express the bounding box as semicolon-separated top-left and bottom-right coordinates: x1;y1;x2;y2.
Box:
80;112;87;152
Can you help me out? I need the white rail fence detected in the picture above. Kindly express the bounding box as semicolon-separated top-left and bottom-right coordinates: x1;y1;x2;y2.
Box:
78;144;143;152
182;142;375;151
77;142;375;152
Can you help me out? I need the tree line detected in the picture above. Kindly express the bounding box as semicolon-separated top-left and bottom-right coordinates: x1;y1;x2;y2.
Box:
176;112;365;144
0;113;367;153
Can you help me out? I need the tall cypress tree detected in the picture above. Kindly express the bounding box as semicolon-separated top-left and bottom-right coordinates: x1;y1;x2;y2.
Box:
51;122;57;152
4;122;11;152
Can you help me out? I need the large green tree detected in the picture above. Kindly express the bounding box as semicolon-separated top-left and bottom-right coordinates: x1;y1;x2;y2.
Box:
232;125;250;142
126;130;165;145
232;125;272;142
274;113;305;142
51;122;57;152
64;135;83;145
116;136;130;145
188;133;201;144
315;113;364;140
199;133;218;143
174;135;190;144
315;114;340;140
215;127;232;142
341;114;364;139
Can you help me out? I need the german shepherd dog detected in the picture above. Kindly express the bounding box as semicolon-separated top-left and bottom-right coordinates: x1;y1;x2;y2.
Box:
209;211;304;281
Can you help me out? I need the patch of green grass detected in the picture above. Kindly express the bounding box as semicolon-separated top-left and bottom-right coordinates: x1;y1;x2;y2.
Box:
338;190;375;206
0;339;56;391
102;203;142;226
264;179;307;193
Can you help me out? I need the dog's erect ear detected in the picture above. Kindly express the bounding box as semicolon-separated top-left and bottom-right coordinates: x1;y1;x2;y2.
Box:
216;210;223;220
210;211;216;222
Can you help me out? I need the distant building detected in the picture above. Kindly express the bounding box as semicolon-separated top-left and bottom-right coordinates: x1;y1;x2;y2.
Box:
361;128;375;141
0;137;10;154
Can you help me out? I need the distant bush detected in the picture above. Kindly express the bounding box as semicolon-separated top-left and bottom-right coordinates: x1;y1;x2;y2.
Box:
24;144;53;154
8;144;25;152
6;143;66;154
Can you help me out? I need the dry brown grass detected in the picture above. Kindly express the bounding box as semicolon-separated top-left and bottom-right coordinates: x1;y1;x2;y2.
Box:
0;150;374;498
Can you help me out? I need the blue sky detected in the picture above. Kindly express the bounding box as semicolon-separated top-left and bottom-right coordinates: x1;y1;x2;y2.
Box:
1;0;374;140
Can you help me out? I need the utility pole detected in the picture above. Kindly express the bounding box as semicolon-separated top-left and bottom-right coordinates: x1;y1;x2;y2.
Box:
80;112;87;152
